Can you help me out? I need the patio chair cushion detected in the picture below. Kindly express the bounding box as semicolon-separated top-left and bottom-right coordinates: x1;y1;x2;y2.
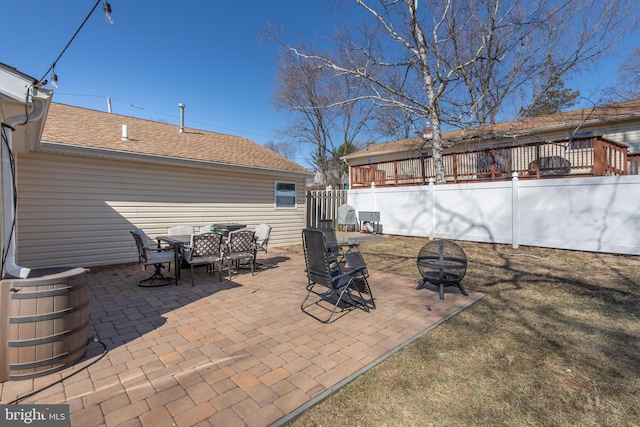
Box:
130;229;177;287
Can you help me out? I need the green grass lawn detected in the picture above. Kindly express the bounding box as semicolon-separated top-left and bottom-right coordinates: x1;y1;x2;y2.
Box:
287;236;640;426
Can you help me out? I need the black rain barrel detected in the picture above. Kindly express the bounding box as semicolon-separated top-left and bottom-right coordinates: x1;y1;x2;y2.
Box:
0;267;89;382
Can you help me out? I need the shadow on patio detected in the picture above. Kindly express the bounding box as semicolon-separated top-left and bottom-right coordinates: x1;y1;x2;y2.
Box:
0;248;484;427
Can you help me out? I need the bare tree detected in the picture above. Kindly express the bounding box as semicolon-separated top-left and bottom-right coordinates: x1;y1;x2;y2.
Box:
276;0;636;184
263;140;298;160
272;41;376;187
373;107;415;141
604;47;640;103
618;48;640;98
448;0;634;124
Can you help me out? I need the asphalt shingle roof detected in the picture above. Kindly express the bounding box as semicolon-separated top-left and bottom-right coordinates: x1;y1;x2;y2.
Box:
347;98;640;158
42;103;311;174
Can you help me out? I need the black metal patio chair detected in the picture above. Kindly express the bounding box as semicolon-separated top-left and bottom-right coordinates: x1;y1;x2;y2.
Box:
301;228;370;323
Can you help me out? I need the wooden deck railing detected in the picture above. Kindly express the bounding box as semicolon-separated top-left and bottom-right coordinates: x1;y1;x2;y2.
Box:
629;153;640;175
350;136;637;188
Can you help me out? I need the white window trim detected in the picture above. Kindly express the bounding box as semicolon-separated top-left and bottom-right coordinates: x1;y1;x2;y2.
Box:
274;181;297;209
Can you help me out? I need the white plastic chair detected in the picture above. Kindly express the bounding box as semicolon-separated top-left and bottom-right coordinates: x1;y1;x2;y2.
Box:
167;225;194;236
198;224;216;233
254;223;272;254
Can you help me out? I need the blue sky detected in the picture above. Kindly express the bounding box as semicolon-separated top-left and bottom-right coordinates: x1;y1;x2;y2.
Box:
2;1;637;169
3;1;347;168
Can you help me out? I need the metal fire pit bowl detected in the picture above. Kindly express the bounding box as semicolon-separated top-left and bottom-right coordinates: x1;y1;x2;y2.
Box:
416;239;469;300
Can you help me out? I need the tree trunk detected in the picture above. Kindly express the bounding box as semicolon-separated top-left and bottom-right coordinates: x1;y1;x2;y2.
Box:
431;137;446;185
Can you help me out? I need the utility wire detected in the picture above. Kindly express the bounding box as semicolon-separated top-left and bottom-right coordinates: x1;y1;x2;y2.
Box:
38;0;106;85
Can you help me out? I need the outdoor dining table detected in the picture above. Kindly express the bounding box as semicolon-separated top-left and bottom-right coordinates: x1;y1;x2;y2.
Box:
212;223;247;237
156;234;192;280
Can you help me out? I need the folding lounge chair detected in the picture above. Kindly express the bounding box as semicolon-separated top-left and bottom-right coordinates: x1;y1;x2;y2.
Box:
317;219;359;264
319;220;374;309
343;248;376;310
301;228;371;323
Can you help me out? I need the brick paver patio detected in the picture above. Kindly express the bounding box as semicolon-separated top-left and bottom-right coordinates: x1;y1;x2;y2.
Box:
0;244;483;426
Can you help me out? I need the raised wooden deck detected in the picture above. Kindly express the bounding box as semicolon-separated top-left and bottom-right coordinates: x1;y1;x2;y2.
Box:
351;136;639;188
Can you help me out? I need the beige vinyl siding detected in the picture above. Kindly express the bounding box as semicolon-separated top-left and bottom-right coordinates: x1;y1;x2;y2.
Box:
15;152;306;269
602;122;640;153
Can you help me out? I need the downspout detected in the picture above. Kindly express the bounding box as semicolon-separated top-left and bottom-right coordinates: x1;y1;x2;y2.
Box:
1;98;47;278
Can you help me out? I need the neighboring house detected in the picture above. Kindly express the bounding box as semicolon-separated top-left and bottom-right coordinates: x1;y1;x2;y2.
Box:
14;102;313;269
306;168;349;190
344;98;640;187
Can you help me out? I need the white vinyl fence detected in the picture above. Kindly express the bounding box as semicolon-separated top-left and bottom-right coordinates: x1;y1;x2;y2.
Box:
347;174;640;255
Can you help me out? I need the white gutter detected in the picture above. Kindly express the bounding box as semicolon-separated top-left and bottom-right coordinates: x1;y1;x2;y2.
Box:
1;99;47;278
342;144;419;161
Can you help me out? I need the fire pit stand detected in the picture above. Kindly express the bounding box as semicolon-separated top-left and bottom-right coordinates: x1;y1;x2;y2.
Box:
416;239;469;300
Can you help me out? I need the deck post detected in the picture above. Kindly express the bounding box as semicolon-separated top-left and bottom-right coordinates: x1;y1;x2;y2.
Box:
511;172;520;249
593;137;605;176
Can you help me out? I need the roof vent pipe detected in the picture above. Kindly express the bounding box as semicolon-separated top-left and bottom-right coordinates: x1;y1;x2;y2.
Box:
121;124;129;141
178;103;185;133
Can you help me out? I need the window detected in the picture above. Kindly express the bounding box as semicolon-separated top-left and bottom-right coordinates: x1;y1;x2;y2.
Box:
569;130;596;138
567;130;595;150
275;181;296;208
